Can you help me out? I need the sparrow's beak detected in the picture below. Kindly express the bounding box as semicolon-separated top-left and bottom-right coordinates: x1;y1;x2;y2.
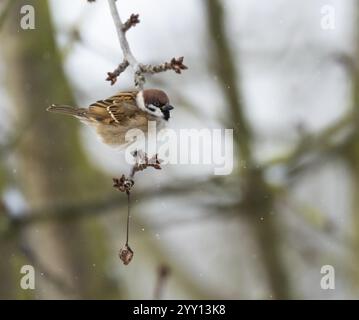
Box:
162;105;174;111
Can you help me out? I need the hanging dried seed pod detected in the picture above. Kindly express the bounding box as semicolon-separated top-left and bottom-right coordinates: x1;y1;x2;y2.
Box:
119;244;134;265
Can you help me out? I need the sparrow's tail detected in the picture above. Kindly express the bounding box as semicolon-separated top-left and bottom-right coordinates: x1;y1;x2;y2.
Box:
46;104;87;118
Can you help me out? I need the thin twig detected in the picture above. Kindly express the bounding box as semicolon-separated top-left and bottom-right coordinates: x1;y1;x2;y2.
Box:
126;191;130;246
114;151;162;265
141;57;188;75
106;60;129;85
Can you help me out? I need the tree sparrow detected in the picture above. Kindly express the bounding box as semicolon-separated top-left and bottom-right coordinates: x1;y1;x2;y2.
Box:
47;89;174;146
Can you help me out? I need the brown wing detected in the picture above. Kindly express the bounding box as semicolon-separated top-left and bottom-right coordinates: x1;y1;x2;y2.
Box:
87;90;140;125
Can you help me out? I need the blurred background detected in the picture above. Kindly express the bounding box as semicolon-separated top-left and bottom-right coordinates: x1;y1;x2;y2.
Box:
0;0;358;299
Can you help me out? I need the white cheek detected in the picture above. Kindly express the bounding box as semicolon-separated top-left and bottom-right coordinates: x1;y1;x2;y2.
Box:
136;91;146;112
147;104;164;118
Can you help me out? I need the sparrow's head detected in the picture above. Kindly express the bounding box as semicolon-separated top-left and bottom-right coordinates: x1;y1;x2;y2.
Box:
136;89;174;121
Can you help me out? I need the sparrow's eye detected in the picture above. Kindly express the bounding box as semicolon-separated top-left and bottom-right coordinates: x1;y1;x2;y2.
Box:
147;106;156;112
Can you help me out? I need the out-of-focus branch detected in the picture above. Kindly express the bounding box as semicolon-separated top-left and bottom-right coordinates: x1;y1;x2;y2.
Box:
205;0;291;299
263;111;354;178
19;241;77;297
346;4;359;289
4;178;215;228
205;0;252;164
3;0;120;298
153;265;170;300
0;176;227;241
0;118;38;159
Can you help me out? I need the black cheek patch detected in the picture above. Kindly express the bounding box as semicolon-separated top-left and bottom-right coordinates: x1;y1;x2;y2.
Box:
162;110;170;121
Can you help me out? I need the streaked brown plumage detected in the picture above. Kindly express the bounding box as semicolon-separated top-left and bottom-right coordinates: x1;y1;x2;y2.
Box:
47;89;173;146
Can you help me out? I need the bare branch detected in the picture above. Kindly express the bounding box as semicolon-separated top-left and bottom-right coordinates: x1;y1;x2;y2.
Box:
140;57;188;75
107;0;140;69
106;60;129;85
106;0;187;88
105;0;187;263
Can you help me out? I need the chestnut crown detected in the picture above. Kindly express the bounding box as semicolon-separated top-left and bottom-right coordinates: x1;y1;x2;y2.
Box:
141;89;174;120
